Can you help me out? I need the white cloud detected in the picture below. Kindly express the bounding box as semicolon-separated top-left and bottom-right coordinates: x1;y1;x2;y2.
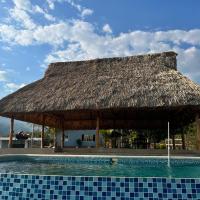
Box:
44;13;56;21
102;24;112;34
45;43;86;63
13;0;32;11
0;22;70;46
5;82;26;91
1;46;12;51
2;19;200;53
33;5;55;21
46;0;55;10
10;0;36;30
9;0;56;31
0;70;7;82
33;22;71;45
176;47;200;81
63;0;93;18
15;29;33;45
42;22;200;81
81;8;93;18
65;0;82;11
10;7;36;30
0;0;200;82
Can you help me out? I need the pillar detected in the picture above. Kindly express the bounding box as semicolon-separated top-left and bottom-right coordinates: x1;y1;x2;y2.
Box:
181;132;186;150
172;134;176;150
41;115;45;148
54;128;62;151
196;114;200;150
95;114;100;148
25;140;29;148
61;122;65;149
31;124;34;148
8;117;14;148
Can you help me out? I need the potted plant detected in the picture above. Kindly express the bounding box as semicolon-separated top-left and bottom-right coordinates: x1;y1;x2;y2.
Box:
76;139;82;147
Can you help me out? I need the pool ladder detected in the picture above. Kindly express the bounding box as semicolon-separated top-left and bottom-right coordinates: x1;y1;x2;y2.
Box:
167;121;170;168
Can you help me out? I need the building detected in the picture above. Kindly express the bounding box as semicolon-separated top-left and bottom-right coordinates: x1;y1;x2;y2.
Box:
0;51;200;149
60;130;103;147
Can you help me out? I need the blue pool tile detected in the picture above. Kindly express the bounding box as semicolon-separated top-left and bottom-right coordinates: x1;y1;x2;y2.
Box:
0;174;200;199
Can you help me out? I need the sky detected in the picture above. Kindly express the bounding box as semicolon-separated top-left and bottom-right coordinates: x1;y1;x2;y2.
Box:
0;0;200;99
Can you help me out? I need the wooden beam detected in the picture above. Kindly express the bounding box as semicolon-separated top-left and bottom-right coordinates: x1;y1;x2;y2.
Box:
41;115;45;148
61;119;170;130
196;114;200;150
6;111;187;130
95;114;100;148
8;117;14;148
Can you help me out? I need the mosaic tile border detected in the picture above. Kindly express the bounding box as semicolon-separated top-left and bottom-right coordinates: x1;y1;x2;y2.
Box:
0;173;200;200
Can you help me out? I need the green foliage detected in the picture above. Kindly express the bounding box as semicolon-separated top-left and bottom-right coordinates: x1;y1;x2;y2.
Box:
100;129;112;138
171;122;197;150
183;122;197;150
154;143;166;149
129;130;137;143
159;144;166;149
99;122;197;149
31;125;55;146
44;127;55;146
100;130;112;147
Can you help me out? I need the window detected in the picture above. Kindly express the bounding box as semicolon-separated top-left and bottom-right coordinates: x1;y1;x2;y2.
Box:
81;134;95;142
64;133;69;142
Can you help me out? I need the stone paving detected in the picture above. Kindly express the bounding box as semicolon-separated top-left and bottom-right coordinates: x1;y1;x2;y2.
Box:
0;148;200;156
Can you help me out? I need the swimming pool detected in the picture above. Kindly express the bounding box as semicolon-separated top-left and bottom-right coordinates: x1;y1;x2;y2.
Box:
1;155;200;178
1;155;200;199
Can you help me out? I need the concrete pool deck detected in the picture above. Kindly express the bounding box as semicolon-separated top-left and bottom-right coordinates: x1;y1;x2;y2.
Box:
0;148;200;157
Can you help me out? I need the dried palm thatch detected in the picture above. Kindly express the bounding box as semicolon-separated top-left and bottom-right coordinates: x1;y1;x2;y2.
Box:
0;51;200;129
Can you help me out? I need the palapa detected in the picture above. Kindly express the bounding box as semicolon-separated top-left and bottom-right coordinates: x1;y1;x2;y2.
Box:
0;51;200;129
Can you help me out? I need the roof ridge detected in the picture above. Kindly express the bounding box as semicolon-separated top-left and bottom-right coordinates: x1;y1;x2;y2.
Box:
45;51;178;78
48;51;177;65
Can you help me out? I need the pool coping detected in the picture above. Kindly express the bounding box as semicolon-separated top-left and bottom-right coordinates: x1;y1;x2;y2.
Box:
1;154;200;159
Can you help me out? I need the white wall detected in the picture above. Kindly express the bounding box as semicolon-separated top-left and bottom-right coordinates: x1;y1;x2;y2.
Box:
56;130;103;147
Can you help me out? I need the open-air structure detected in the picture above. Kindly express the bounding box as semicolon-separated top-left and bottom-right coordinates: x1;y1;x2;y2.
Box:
0;51;200;149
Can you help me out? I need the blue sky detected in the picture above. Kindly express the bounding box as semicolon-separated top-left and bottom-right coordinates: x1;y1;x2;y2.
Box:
0;0;200;99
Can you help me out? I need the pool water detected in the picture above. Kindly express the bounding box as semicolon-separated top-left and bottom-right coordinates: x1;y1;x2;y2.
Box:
1;155;200;178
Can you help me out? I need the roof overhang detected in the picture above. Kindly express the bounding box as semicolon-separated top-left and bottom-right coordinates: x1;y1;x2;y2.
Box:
1;105;199;130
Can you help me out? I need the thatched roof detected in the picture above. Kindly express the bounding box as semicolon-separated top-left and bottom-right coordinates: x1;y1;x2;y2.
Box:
0;51;200;129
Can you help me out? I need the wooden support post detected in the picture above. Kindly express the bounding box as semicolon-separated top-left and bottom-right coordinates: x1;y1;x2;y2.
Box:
95;114;100;148
61;122;65;149
41;115;45;149
8;117;14;148
54;128;58;149
196;114;200;150
181;132;186;150
31;124;34;148
172;134;176;150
